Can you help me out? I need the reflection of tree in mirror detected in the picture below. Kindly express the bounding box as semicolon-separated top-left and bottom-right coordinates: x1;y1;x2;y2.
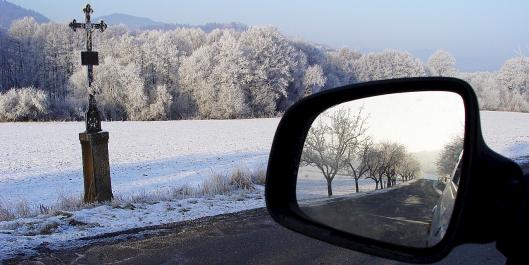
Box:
436;135;464;180
302;106;422;196
346;138;372;193
360;142;420;190
302;107;368;196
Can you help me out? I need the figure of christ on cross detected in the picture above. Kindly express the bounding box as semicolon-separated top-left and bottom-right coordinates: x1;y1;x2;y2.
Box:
69;4;107;133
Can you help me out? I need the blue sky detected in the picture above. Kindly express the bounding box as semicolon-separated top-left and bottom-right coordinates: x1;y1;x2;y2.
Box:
11;0;529;71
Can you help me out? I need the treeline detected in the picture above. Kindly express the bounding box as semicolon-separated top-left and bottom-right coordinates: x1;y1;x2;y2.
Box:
301;107;421;197
1;17;528;122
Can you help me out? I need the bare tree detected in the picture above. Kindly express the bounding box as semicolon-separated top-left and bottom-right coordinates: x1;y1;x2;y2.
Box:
346;138;372;192
380;142;406;188
302;107;367;196
400;154;421;181
364;145;384;190
361;142;418;190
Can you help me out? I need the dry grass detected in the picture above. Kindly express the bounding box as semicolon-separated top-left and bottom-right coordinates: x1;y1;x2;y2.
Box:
14;199;31;218
0;166;267;222
200;173;233;196
0;199;15;221
55;193;87;211
229;168;254;190
171;184;196;199
250;166;267;185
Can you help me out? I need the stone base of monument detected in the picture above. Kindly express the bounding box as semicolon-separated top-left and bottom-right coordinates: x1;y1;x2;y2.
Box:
79;131;113;203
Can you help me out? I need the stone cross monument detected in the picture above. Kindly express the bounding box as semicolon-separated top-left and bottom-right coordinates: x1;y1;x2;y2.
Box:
70;4;113;203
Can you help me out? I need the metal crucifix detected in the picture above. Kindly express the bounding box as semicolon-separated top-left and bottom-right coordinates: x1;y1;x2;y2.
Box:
69;4;107;133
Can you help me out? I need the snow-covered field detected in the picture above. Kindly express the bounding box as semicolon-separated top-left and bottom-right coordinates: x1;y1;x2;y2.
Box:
0;118;279;260
0;111;528;260
0;119;279;207
481;111;529;163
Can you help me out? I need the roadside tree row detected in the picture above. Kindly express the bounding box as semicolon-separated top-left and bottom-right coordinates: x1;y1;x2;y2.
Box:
301;107;421;197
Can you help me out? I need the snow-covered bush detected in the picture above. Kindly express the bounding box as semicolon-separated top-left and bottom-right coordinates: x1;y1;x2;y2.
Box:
497;57;529;94
0;87;50;121
427;50;457;76
459;57;529;112
355;49;426;81
460;72;501;111
496;57;529;112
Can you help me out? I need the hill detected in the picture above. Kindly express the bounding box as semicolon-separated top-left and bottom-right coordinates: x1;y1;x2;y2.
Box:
95;13;247;32
0;0;49;29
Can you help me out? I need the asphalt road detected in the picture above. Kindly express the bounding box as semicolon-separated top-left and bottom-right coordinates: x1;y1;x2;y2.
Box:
10;181;506;265
301;179;439;247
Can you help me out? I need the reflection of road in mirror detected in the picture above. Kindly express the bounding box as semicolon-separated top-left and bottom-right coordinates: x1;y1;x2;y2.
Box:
296;91;464;248
300;179;441;248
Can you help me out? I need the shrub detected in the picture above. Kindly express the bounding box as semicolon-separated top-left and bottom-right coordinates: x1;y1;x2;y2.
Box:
200;174;233;195
0;199;15;221
55;193;85;211
229;168;254;190
0;87;50;121
250;166;267;185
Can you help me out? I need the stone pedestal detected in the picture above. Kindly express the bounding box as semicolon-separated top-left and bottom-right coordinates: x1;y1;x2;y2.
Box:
79;131;112;203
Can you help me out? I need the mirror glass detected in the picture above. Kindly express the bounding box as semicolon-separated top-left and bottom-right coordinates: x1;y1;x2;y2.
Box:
297;91;465;248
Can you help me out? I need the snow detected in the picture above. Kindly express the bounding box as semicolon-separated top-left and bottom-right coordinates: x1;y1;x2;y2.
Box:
481;111;529;163
0;111;528;260
0;188;264;260
0;119;279;206
297;166;378;200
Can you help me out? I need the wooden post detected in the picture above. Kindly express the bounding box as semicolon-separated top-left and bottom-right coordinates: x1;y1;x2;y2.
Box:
79;131;112;202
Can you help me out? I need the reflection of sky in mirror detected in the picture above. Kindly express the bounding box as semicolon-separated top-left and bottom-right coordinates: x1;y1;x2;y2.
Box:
330;92;464;152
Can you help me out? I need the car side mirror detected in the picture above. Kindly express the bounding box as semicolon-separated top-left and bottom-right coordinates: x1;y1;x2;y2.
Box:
265;77;525;263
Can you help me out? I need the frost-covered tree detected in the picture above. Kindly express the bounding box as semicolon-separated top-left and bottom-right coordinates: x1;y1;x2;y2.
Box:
436;135;464;178
212;33;251;118
144;84;172;120
8;17;40;88
5;16;529;121
239;27;306;115
497;57;529;94
303;64;326;95
360;141;418;189
302;107;368;196
179;32;251;119
400;154;421;181
364;145;385;190
496;57;529;111
355;49;426;82
460;72;501;110
346;139;372;193
427;50;457;76
69;57;148;120
325;48;362;87
379;142;407;187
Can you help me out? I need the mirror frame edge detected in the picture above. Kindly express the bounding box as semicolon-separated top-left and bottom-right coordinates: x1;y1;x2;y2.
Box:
265;77;485;263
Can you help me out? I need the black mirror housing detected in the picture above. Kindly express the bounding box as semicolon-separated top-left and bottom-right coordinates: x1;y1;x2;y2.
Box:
265;77;524;263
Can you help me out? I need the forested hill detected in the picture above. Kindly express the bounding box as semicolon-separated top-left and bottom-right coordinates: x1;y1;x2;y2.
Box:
95;13;247;32
0;0;48;29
